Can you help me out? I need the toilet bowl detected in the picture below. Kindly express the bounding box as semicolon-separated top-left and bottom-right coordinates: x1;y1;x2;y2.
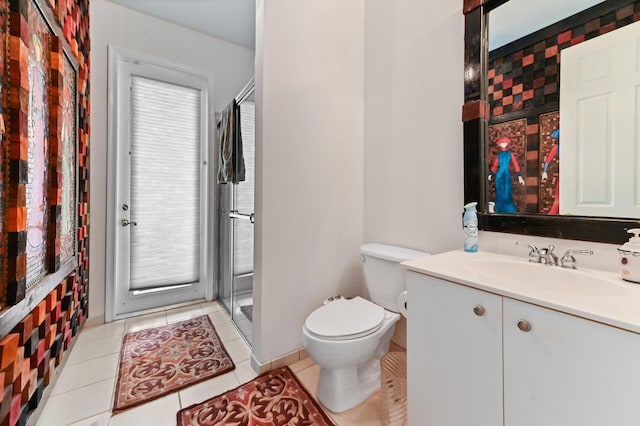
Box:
302;297;400;413
302;243;429;413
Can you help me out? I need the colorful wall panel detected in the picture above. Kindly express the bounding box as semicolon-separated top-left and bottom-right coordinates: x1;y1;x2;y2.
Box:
0;0;89;424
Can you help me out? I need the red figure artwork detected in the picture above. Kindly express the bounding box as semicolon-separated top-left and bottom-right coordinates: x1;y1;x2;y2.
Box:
488;137;525;213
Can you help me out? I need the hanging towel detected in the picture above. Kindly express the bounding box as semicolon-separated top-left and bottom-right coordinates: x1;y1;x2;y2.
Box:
217;99;246;184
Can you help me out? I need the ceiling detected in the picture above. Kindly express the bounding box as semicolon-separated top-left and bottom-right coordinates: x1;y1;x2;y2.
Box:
107;0;256;49
489;0;604;50
108;0;601;55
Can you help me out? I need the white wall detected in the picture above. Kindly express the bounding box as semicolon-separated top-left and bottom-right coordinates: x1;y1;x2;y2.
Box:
89;0;463;362
253;0;365;363
481;232;620;273
89;0;255;322
363;0;465;255
362;0;464;348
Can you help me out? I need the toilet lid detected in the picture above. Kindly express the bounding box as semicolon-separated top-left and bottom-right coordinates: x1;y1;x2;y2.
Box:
305;297;385;340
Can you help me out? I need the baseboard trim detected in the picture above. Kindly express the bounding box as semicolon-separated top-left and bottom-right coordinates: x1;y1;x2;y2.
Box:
251;347;310;374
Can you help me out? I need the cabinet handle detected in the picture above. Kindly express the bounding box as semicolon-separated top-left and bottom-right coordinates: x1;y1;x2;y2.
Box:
473;305;485;316
517;320;532;332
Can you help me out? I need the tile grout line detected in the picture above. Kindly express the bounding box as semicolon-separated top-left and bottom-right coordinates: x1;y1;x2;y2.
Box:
51;356;120;397
64;348;122;367
47;376;116;399
63;410;110;426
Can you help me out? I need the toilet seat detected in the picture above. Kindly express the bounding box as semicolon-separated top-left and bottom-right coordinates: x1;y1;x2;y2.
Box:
305;297;385;340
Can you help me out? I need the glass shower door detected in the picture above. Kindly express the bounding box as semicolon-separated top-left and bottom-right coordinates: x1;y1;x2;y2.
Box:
218;98;254;344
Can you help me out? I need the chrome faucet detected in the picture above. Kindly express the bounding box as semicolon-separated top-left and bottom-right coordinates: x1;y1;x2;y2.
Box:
560;249;593;269
539;245;558;266
517;242;593;268
516;241;541;263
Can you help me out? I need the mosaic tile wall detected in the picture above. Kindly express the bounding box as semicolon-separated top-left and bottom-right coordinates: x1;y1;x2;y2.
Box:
488;2;640;118
487;1;640;213
0;0;6;293
0;0;89;424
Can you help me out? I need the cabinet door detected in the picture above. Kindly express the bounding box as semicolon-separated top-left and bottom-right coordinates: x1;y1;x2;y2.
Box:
504;298;640;426
407;272;503;426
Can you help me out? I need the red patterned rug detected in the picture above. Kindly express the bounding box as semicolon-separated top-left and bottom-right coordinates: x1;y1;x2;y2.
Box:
176;366;336;426
113;315;235;413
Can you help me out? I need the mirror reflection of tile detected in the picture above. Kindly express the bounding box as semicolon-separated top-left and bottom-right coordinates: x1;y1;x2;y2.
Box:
486;1;640;215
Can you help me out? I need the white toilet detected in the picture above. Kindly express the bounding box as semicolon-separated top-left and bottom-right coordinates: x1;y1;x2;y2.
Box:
302;243;429;413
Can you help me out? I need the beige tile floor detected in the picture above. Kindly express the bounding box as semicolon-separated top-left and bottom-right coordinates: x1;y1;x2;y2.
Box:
33;301;383;426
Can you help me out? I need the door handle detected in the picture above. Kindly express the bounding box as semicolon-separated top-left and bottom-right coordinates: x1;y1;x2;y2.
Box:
121;219;137;227
229;211;255;223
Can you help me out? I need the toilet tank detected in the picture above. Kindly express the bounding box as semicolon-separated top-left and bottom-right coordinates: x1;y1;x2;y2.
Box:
360;243;430;312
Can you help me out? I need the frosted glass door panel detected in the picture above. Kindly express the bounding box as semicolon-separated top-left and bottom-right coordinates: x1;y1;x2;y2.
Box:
233;102;255;276
129;76;201;290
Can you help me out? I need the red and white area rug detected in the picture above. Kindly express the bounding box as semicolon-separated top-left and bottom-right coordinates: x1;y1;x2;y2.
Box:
113;315;235;413
176;366;336;426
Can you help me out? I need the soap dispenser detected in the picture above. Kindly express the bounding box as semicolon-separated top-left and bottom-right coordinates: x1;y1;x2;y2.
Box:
617;228;640;283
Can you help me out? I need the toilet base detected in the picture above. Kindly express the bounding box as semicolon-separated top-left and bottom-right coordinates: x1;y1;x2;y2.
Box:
302;305;401;413
317;358;382;413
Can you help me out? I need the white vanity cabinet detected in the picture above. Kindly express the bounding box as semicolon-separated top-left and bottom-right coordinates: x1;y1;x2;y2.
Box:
406;271;503;426
407;270;640;426
503;297;640;426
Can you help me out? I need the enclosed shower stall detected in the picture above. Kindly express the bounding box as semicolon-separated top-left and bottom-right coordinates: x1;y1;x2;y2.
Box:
218;78;255;344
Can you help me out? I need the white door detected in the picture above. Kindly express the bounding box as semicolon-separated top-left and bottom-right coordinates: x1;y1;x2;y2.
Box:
406;272;503;426
560;20;640;217
503;298;640;426
107;47;212;320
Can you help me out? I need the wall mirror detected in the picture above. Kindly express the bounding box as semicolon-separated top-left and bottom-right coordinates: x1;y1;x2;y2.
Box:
463;0;640;243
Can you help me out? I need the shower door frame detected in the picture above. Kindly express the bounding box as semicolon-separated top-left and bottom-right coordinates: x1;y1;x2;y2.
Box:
217;80;255;344
217;180;255;343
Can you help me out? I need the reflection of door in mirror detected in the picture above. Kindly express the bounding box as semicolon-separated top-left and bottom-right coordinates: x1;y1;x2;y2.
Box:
486;0;640;217
560;19;640;219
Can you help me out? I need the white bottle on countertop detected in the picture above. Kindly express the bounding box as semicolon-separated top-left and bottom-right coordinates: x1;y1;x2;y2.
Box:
463;202;478;253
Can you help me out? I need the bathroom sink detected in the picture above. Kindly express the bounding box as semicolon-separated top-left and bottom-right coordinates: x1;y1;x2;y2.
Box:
463;258;628;298
402;249;640;334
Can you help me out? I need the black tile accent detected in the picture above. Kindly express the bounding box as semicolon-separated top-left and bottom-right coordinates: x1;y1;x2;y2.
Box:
28;378;45;410
23;330;39;358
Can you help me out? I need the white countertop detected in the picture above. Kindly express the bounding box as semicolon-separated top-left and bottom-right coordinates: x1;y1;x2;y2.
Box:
402;250;640;334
